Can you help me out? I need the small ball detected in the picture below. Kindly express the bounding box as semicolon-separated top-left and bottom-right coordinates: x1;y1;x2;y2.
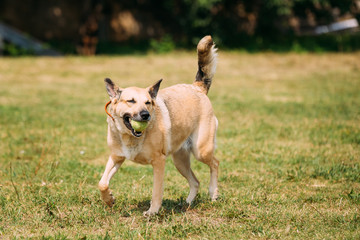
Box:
130;120;149;132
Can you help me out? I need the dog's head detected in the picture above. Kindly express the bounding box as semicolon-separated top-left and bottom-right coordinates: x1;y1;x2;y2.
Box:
104;78;162;137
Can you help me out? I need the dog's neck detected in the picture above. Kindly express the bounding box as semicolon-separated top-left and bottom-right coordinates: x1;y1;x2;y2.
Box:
107;117;145;160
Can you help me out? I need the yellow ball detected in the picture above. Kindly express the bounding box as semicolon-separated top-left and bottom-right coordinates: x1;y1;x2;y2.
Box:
130;120;149;132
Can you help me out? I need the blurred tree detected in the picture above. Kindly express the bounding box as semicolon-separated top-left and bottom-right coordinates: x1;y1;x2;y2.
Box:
0;0;358;53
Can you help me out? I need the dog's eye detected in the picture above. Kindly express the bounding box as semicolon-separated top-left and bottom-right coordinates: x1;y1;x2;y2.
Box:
145;101;151;105
127;99;136;103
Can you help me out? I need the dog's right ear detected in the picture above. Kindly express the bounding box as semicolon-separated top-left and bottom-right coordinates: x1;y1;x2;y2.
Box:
104;78;122;99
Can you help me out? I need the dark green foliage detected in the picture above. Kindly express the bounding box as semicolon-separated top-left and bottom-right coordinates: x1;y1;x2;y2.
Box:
2;42;35;56
136;0;360;51
150;35;176;53
2;0;359;54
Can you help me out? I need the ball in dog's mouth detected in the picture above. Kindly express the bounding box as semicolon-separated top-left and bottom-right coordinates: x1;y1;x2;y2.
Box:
123;115;148;137
130;120;149;132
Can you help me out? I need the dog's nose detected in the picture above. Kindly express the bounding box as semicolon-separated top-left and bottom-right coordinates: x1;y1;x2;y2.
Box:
140;110;150;121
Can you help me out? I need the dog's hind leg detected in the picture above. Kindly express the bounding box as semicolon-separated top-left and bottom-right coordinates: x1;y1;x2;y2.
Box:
208;156;219;201
172;148;200;204
98;155;125;207
192;118;219;201
195;151;219;201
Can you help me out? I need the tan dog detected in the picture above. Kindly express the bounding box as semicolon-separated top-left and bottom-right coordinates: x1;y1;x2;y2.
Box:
98;35;219;216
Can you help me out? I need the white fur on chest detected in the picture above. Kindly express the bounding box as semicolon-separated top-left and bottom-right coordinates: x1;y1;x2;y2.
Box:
120;138;142;161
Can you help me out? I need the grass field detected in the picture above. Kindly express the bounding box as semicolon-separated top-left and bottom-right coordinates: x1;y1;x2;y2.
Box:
0;52;360;239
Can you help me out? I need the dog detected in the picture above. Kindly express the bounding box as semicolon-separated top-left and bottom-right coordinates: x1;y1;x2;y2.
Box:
98;35;219;216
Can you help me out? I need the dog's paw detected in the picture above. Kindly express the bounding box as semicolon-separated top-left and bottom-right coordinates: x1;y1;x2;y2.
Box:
186;196;195;205
101;189;115;207
186;185;199;205
143;209;158;217
210;187;219;201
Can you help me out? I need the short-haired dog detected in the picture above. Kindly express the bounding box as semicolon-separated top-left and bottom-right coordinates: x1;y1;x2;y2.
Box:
98;35;219;216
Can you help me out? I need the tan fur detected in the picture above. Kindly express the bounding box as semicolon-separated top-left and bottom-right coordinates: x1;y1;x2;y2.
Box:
99;35;219;216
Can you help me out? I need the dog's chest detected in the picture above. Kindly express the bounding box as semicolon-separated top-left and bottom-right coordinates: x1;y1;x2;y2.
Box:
108;126;150;164
119;140;150;164
121;144;140;161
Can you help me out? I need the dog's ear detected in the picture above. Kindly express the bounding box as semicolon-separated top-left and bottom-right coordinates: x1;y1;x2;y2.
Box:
104;78;122;99
148;79;162;99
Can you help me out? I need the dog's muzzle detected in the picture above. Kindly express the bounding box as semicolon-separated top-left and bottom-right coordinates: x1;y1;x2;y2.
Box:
123;112;150;137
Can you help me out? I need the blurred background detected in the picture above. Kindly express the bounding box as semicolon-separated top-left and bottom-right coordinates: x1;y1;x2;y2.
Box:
0;0;359;56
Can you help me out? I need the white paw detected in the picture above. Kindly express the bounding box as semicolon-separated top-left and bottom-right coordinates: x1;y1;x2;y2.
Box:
210;187;219;201
101;190;115;207
186;195;196;205
186;185;199;204
143;209;157;217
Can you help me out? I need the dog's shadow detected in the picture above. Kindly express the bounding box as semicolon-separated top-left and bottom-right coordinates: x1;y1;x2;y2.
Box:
124;197;203;217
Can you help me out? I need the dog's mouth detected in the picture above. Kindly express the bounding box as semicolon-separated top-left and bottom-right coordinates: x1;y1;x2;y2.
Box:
123;114;144;137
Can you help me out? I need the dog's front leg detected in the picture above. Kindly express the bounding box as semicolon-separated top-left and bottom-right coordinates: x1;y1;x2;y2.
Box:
143;155;166;216
98;155;125;207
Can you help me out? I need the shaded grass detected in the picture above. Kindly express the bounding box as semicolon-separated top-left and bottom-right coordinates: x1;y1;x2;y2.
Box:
0;52;360;239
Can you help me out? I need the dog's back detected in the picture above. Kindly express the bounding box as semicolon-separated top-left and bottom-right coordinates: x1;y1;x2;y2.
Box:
157;35;218;155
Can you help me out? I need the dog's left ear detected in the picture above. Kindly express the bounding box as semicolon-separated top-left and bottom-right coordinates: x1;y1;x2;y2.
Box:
148;79;162;99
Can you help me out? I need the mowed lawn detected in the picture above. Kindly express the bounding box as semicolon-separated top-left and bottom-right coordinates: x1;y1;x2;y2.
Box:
0;52;359;239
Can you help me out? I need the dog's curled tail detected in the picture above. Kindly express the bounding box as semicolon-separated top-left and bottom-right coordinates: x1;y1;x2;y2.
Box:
194;35;218;94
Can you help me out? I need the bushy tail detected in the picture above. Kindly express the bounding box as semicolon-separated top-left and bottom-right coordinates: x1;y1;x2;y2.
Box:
194;35;218;94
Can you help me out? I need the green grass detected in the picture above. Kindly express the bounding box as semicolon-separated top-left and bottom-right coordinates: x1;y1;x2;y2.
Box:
0;52;360;239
